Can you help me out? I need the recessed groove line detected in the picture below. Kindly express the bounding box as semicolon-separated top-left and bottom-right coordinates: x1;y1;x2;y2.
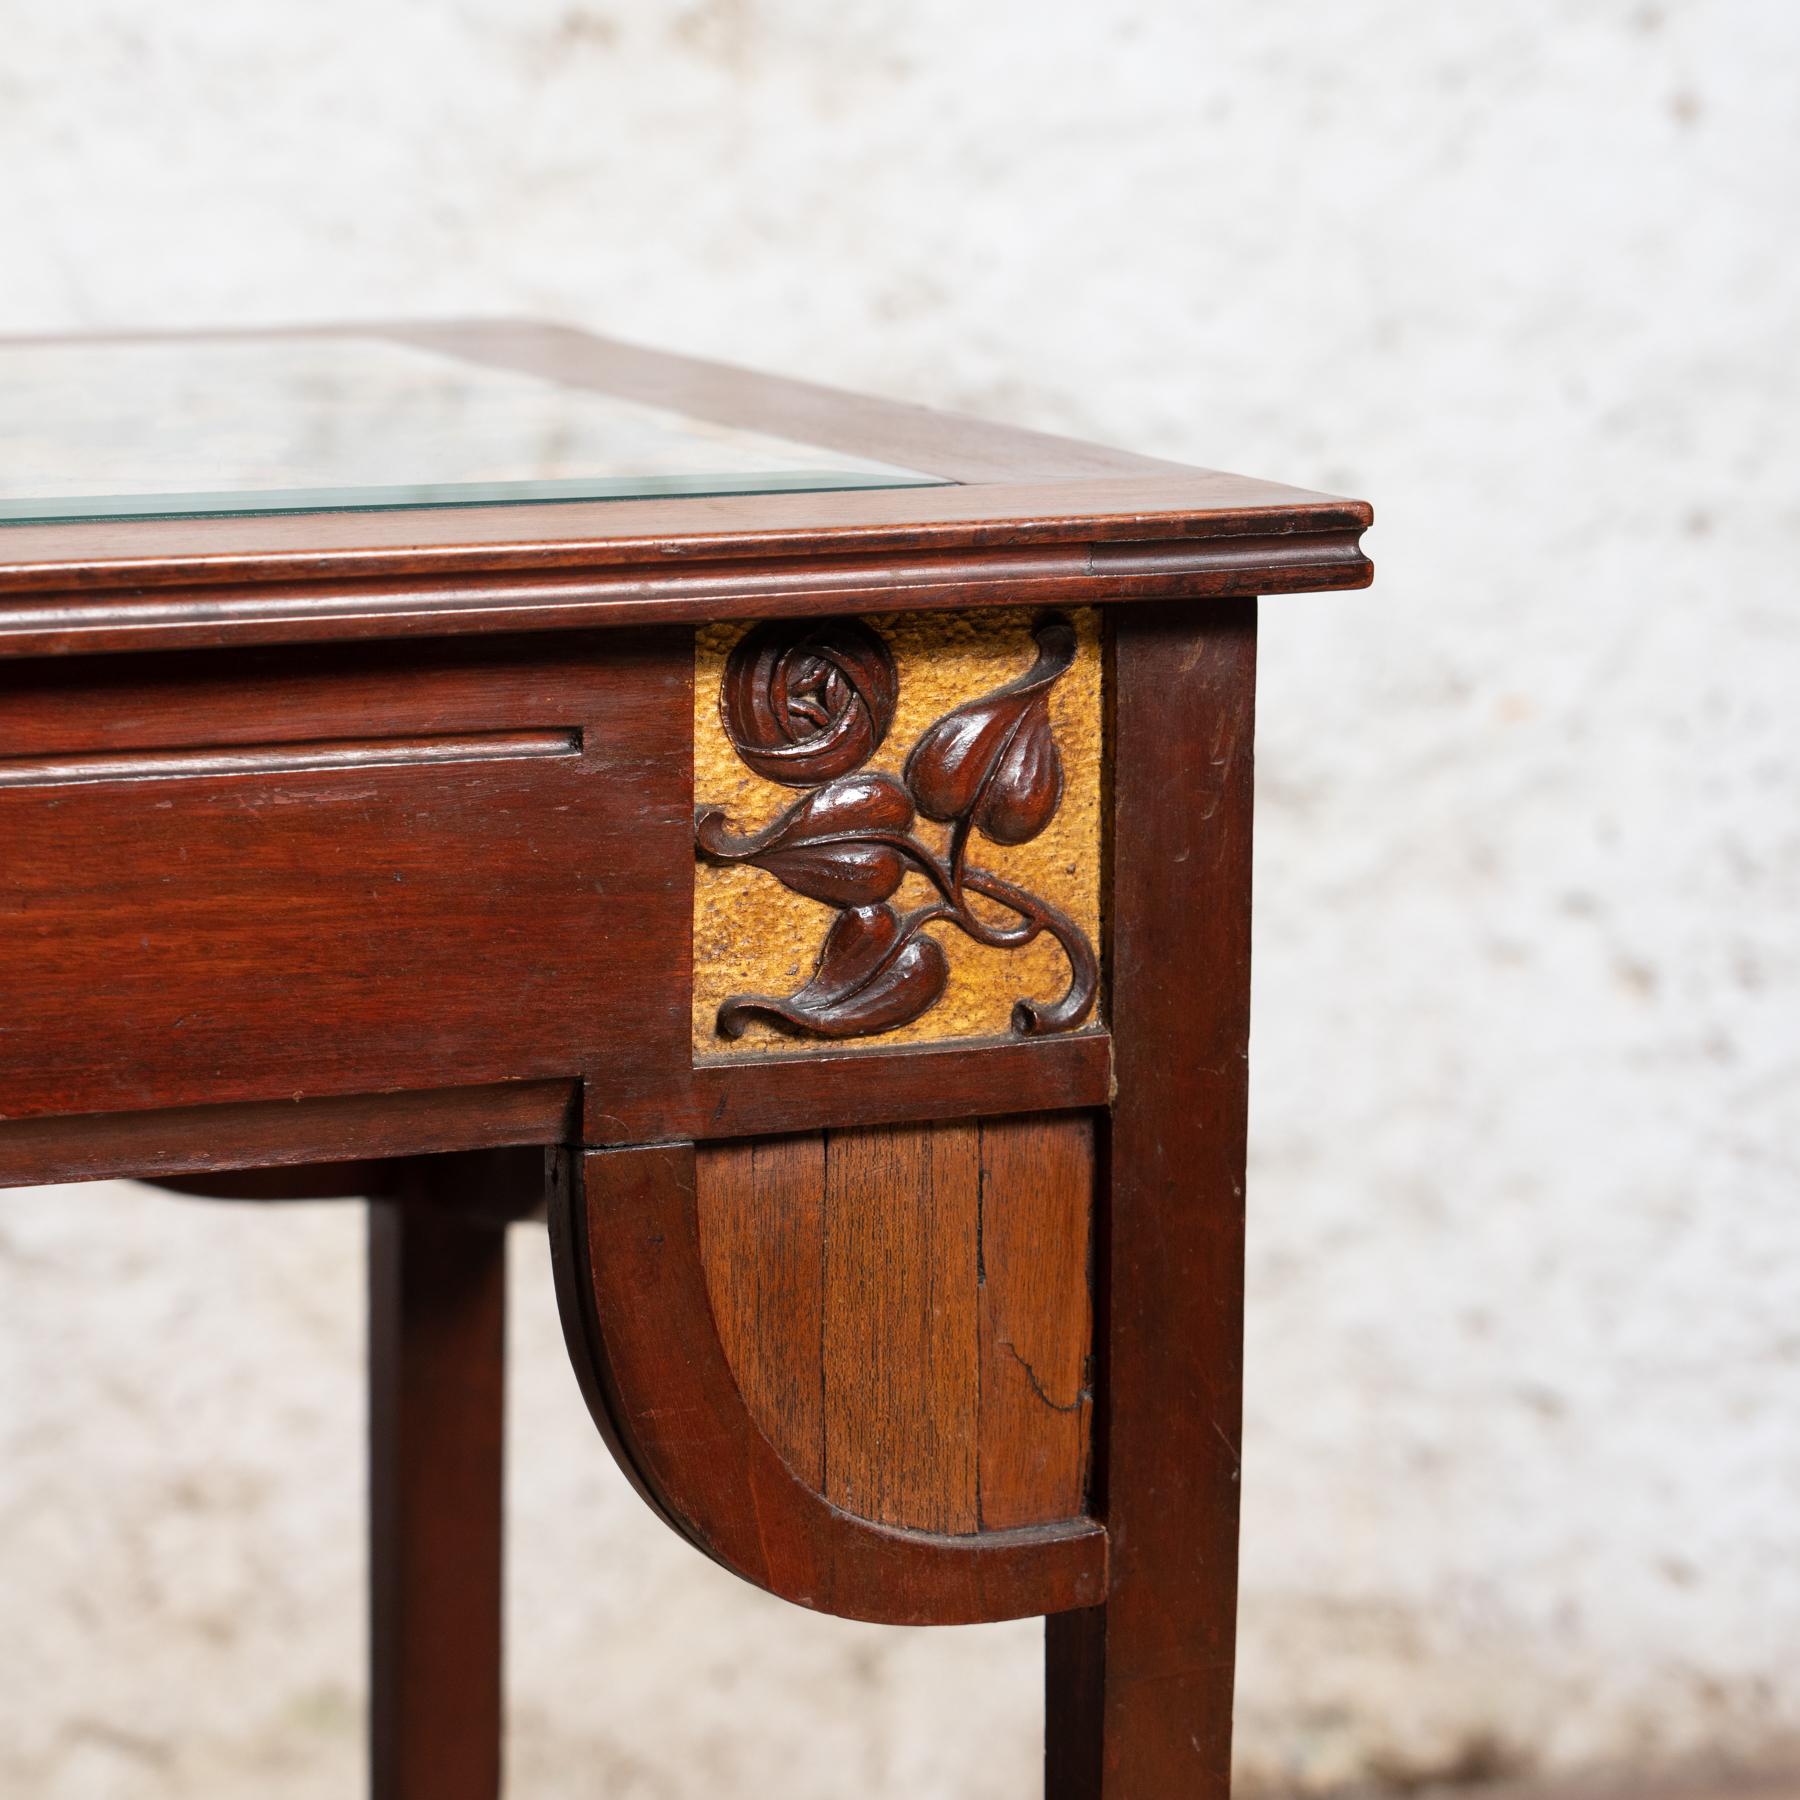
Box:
0;728;581;789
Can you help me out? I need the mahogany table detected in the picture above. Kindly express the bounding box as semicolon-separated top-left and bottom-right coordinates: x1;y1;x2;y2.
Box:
0;323;1371;1797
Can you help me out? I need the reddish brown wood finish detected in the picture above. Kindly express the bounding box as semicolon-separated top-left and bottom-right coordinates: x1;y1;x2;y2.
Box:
978;1113;1095;1530
822;1123;982;1530
0;524;1366;660
142;1148;549;1217
1;321;1366;1792
0;1034;1105;1191
550;1140;1108;1625
696;1117;1095;1538
369;1183;508;1800
0;1080;576;1191
613;1028;1111;1146
0;324;1370;662
696;1134;828;1488
1047;599;1258;1798
0;623;1107;1188
0;634;688;1138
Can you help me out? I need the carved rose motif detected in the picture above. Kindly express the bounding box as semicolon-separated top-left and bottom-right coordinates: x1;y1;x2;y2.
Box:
701;613;1097;1043
719;619;898;787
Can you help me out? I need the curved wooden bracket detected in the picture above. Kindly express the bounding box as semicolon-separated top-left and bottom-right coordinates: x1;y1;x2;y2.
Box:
548;1140;1108;1626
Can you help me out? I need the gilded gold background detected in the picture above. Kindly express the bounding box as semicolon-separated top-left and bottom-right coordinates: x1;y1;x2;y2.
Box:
693;607;1104;1057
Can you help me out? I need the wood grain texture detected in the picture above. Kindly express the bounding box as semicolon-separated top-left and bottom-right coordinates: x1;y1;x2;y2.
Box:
0;728;576;787
0;626;1100;1174
144;1144;548;1212
0;327;1368;622
0;526;1370;659
679;1032;1112;1145
0;982;1108;1192
0;1080;576;1192
0;321;1367;1782
550;1141;1107;1625
696;1134;827;1489
0;324;1371;658
369;1189;508;1800
695;1114;1093;1538
1046;599;1258;1798
978;1113;1094;1529
822;1122;981;1532
0;633;689;1138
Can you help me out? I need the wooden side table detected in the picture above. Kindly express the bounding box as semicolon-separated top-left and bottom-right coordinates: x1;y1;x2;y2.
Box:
0;322;1371;1797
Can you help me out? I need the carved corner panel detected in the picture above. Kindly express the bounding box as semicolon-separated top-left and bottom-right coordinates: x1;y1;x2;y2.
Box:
693;607;1103;1056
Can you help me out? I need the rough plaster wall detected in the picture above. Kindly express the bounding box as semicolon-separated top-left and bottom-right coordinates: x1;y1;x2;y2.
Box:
0;2;1795;1794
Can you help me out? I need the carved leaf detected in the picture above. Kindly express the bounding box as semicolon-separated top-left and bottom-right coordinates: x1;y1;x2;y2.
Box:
902;614;1075;845
716;904;949;1040
969;700;1061;846
695;773;915;907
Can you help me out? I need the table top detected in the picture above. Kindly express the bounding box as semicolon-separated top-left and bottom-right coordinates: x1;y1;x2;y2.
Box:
0;333;945;525
0;321;1372;657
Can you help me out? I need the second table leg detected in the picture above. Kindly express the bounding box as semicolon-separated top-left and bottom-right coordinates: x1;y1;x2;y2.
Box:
368;1192;507;1800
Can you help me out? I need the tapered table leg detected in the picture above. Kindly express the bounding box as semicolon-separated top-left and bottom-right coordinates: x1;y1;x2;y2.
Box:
368;1193;507;1800
1047;600;1257;1796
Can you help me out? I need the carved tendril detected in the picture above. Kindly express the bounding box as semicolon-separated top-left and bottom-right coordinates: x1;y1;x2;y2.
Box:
701;613;1098;1042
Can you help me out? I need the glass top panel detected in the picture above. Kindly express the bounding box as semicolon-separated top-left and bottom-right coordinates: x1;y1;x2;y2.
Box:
0;334;946;525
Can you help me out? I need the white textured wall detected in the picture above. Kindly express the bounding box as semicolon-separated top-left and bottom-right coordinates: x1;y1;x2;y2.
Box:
2;3;1796;1794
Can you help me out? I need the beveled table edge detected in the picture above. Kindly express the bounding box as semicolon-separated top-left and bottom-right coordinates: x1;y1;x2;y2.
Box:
0;321;1374;656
